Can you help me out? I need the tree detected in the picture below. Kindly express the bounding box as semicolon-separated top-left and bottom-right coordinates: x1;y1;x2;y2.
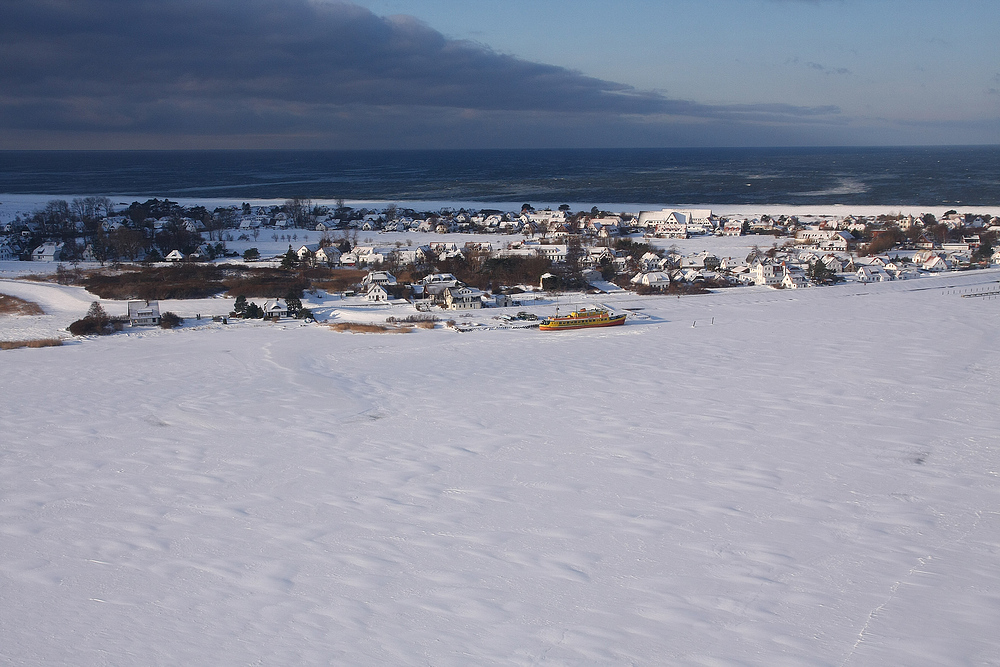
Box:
973;234;995;263
86;301;109;322
109;227;146;261
280;246;298;269
809;260;840;284
284;292;303;318
243;247;260;261
69;301;114;335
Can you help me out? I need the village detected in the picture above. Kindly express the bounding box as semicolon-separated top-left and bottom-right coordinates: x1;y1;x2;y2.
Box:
2;197;999;334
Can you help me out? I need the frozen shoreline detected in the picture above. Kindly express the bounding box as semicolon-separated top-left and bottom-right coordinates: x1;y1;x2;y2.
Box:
2;192;998;223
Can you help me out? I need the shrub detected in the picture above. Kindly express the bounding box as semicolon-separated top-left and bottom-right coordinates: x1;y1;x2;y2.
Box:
0;338;63;350
68;317;108;336
160;311;182;328
330;322;409;333
0;294;44;316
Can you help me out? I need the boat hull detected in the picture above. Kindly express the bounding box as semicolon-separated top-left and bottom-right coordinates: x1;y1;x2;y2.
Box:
539;312;626;331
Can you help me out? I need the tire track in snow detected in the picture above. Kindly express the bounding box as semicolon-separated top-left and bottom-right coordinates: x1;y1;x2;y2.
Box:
839;509;986;666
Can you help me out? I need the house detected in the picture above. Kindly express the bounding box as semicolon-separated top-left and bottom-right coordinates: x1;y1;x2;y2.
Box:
750;260;782;287
0;244;15;261
422;272;459;286
314;245;341;267
366;283;405;303
653;212;690;238
922;255;950;272
361;270;397;287
443;286;484;310
857;266;889;283
780;264;808;289
722;220;746;236
262;299;287;318
821;255;845;273
314;218;341;231
583;246;615;268
820;232;854;252
637;208;711;235
535;244;568;262
31;242;64;262
164;249;185;262
296;243;320;263
488;293;516;308
884;262;906;279
127;300;161;326
630;271;671;288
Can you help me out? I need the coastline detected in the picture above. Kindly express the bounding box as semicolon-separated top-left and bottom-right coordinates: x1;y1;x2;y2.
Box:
2;192;997;224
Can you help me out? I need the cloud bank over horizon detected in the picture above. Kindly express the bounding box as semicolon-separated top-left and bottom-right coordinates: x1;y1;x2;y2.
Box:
0;0;993;149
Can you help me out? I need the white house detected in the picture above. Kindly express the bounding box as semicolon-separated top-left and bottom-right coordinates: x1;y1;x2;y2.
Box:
127;300;161;326
366;283;403;303
263;299;287;318
535;245;568;262
164;249;185;262
31;242;64;262
750;260;782;287
820;232;854;252
856;266;889;283
361;270;397;287
296;243;320;263
630;271;671;288
780;264;808;289
314;245;341;266
923;255;951;272
443;286;484;310
722;220;746;236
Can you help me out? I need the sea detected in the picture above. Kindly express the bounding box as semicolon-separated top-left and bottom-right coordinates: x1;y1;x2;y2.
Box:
1;146;998;207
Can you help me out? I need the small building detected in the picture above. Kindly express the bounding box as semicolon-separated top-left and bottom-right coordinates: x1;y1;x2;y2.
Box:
164;249;185;262
127;300;161;326
263;299;287;318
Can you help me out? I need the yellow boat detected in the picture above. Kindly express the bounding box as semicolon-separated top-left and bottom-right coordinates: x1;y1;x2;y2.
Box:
539;307;626;331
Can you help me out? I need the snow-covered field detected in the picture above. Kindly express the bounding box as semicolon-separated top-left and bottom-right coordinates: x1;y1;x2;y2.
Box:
2;272;1000;665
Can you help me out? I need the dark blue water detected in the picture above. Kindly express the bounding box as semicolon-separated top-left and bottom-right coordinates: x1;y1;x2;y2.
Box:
1;147;998;205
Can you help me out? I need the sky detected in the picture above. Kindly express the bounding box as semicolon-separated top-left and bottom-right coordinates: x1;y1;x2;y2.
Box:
1;0;998;149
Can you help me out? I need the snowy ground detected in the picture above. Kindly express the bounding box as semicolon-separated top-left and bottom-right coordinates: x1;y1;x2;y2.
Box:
2;272;1000;665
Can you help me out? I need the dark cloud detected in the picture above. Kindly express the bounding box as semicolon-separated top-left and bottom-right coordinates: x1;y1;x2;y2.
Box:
0;0;841;147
